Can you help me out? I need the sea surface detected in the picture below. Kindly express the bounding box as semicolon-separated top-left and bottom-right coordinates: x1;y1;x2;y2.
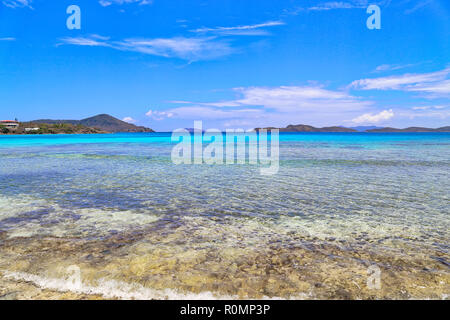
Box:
0;132;449;299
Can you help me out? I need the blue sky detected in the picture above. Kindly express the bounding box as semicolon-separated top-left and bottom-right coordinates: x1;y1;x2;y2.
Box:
0;0;449;131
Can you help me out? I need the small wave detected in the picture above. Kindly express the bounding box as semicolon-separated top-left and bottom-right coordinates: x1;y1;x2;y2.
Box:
2;270;238;300
1;270;315;300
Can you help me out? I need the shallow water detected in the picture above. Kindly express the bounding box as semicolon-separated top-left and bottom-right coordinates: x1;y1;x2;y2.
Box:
0;132;449;299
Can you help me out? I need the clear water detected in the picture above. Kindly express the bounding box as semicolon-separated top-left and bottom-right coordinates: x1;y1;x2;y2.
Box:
0;133;449;299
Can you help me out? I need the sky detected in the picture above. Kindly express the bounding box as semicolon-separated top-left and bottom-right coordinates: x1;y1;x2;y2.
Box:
0;0;449;131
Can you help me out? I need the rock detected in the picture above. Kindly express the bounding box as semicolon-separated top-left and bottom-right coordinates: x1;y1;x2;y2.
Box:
0;292;18;300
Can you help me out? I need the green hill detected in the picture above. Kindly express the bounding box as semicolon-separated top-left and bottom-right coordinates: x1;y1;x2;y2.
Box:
31;114;154;133
1;122;107;134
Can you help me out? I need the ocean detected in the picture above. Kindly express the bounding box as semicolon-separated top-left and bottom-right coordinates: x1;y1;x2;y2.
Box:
0;132;449;299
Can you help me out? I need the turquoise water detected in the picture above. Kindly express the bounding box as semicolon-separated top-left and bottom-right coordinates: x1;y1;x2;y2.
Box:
1;131;449;147
0;133;449;299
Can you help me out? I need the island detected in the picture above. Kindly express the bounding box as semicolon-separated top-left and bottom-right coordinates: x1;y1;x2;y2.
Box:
365;126;450;133
255;124;357;132
255;124;450;133
0;114;154;134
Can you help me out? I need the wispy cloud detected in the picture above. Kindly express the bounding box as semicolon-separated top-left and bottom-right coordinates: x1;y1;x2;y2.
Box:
411;105;448;110
406;80;450;96
404;0;433;15
98;0;152;7
163;75;448;127
191;21;285;36
306;1;391;11
308;1;364;11
58;34;234;62
373;62;423;73
164;85;374;127
350;67;450;96
229;86;371;112
145;110;174;121
116;37;233;61
172;85;372;112
58;19;281;61
2;0;32;9
0;37;16;41
399;108;450;120
59;35;111;47
350;109;394;124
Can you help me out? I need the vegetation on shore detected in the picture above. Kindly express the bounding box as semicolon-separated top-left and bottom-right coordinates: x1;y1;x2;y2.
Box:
31;114;154;133
0;114;154;135
0;122;107;135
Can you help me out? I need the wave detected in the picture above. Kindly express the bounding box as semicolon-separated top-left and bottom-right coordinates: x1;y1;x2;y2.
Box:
2;270;239;300
1;270;316;300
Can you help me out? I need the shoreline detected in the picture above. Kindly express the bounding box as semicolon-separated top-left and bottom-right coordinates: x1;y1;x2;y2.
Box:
1;216;448;300
1;272;447;300
0;132;112;136
2;131;450;136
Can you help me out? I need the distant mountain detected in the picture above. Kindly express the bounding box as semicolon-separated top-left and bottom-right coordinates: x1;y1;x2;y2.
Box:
254;124;450;133
255;124;357;132
31;114;154;133
367;126;450;133
350;126;383;132
433;126;450;132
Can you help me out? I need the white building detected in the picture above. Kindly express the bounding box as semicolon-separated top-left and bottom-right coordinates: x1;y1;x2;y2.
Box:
0;120;19;130
25;127;40;132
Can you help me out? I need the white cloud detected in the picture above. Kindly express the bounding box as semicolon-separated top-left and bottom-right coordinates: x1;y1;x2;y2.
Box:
306;1;428;14
350;67;450;96
162;85;375;128
411;105;447;110
58;19;281;62
146;110;174;121
122;117;136;123
374;64;397;72
90;34;111;41
2;0;32;8
145;74;448;128
99;0;152;7
306;1;391;11
406;80;450;95
399;109;450;120
207;85;372;113
58;35;110;47
116;37;233;61
191;21;284;36
59;35;234;62
351;109;394;124
0;37;15;41
373;62;422;73
308;2;362;11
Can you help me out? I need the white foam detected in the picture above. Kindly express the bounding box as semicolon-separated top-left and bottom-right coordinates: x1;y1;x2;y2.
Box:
1;270;314;300
2;270;238;300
